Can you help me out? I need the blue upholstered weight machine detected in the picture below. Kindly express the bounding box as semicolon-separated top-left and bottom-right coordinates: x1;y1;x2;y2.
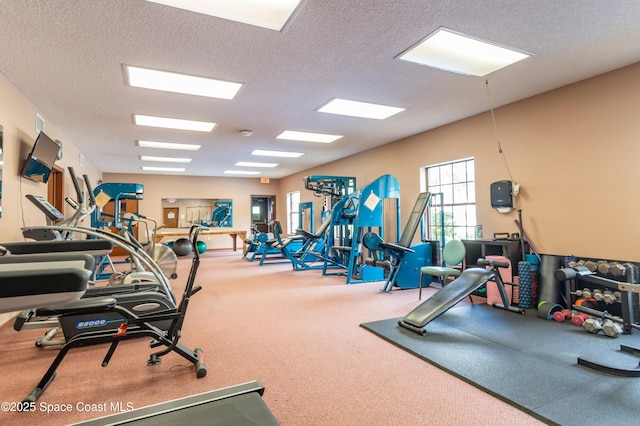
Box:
90;182;144;280
210;200;232;227
362;192;437;292
322;174;402;284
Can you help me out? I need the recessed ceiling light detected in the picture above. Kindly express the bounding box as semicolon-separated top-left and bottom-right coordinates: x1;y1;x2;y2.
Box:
235;161;279;167
145;0;304;31
397;27;532;77
142;166;186;172
140;155;192;163
317;98;404;120
125;65;243;100
134;115;215;132
137;140;202;151
251;149;304;158
276;130;343;143
224;170;261;175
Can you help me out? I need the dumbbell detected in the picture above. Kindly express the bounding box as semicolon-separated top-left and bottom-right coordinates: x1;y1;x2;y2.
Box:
602;290;621;304
583;317;623;337
583;260;597;272
597;260;611;274
583;317;602;334
609;263;626;276
602;320;623;338
553;309;571;322
593;289;604;302
571;312;590;326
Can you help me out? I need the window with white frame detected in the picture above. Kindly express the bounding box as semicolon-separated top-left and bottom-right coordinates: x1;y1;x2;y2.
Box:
287;191;300;234
424;158;476;242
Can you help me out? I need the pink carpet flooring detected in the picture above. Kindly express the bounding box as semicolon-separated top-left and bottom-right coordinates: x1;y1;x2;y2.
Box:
0;250;545;425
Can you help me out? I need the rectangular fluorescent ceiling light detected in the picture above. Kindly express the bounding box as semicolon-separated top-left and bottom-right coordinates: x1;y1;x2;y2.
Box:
252;149;304;158
140;155;192;163
235;161;279;167
138;140;201;151
142;166;186;172
277;130;342;143
224;170;261;175
318;98;404;120
134;115;215;132
125;65;242;100
397;27;532;77
145;0;303;31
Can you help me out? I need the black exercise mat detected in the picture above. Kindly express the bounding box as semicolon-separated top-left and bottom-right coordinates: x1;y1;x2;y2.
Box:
361;303;640;426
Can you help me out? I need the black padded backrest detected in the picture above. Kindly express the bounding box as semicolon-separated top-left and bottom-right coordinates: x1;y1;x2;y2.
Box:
0;252;96;271
2;239;113;256
397;192;431;248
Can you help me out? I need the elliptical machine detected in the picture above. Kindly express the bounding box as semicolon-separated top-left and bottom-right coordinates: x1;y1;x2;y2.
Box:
14;168;180;345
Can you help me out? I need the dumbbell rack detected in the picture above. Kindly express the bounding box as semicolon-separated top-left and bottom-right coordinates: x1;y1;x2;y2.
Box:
562;259;640;334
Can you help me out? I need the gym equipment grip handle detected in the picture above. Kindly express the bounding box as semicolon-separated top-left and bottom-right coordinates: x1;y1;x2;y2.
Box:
477;258;509;268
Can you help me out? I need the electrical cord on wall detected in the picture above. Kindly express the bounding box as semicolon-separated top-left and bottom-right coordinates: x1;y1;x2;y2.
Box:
485;79;519;196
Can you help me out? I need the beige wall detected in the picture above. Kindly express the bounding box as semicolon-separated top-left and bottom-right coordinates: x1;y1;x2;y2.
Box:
278;63;640;262
0;72;102;324
102;173;279;249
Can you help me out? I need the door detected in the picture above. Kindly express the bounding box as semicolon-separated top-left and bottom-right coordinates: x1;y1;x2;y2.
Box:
103;199;139;256
251;195;275;234
47;166;65;216
163;207;179;228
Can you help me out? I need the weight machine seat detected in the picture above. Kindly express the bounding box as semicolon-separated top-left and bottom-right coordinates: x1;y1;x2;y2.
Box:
0;251;95;313
363;232;413;271
2;239;114;257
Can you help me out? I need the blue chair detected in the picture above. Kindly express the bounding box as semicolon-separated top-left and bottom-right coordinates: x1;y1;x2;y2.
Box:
419;240;466;300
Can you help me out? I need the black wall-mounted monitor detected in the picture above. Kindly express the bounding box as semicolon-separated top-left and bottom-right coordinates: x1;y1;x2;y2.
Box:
21;131;60;183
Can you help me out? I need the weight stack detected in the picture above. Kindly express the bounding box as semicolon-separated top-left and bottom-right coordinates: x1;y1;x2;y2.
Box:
517;261;534;308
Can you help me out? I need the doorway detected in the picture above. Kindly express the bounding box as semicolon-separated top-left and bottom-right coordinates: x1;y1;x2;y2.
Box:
163;207;180;228
47;166;64;214
251;195;275;234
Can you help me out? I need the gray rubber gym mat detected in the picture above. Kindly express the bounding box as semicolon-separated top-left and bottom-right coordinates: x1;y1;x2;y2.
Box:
361;303;640;426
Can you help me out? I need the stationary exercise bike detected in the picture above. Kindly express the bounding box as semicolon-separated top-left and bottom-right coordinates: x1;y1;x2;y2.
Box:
22;226;207;403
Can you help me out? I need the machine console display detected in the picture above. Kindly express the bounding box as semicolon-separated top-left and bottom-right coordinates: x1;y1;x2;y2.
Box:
26;194;65;222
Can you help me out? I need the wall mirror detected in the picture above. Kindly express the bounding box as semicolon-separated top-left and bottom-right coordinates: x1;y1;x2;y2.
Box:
161;198;232;228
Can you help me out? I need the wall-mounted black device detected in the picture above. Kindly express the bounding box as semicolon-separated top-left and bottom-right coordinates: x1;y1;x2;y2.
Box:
490;180;514;210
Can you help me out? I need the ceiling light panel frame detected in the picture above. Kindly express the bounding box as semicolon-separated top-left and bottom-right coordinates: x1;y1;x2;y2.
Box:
144;0;306;32
317;98;405;120
125;65;243;100
397;27;533;77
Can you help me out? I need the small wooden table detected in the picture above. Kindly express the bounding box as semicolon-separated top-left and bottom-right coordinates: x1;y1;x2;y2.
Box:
156;228;247;251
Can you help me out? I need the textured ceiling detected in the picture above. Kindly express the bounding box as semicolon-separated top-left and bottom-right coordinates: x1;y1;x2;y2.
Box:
1;0;640;179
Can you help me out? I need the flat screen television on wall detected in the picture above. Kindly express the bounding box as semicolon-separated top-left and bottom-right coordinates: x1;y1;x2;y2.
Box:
22;131;60;184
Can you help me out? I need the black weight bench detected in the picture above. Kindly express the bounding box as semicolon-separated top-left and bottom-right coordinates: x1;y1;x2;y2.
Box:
398;259;525;335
